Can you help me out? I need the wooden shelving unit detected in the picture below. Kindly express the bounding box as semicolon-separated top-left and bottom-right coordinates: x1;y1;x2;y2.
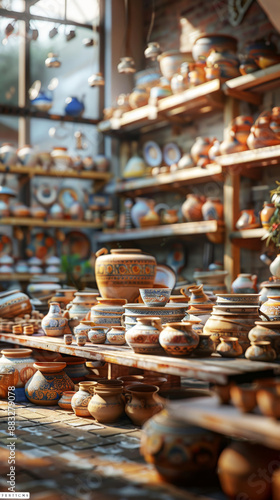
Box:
216;144;280;169
96;220;224;243
0;272;66;281
224;63;280;104
0;217;103;229
0;163;111;181
0;104;101;125
230;227;266;240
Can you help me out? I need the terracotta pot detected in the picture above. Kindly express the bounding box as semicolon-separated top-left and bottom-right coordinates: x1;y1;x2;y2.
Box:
257;387;280;419
190;137;213;166
25;362;74;405
73;320;95;338
128;87;149;109
245;340;276;362
88;381;124;423
58;391;76;411
42;302;68;337
232;273;258;293
260;202;276;229
0;290;32;319
249;321;280;355
202;198;223;221
203;312;259;351
88;327;107;344
95;248;157;302
270;254;280;279
125;316;164;355
216;336;243;358
181;193;204;222
230;383;257;413
0;348;36;388
106;326;126;345
141;388;222;484
188;284;213;309
159;321;199;356
192;333;215;357
125;384;162;426
218;441;278;500
62;356;90;383
0;365;16;398
76;333;87;346
71;381;97;417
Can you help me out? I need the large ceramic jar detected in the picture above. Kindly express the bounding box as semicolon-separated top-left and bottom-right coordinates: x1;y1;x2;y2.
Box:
181;194;205;222
141;388;222;485
0;349;36;388
88;380;124;423
159;321;199;356
125;384;162;426
71;381;97;417
125;317;164;355
41;302;68;337
0;290;32;319
95;248;157;302
25;362;74;405
231;273;258;293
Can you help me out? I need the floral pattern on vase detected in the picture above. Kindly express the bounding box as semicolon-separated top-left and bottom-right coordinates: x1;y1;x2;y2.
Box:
25;362;74;406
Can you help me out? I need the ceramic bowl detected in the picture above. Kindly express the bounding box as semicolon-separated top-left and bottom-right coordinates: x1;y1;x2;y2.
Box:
123;303;188;316
212;304;259;315
216;294;260;305
139;288;172;307
91;315;122;326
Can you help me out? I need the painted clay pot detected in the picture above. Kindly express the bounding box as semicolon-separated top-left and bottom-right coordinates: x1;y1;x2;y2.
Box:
218;441;278;500
141;388;222;484
260;295;280;321
125;317;164;355
88;381;124;423
106;326;126;345
125;384;162;426
159;321;199;357
25;362;74;405
58;391;76;411
95;248;156;302
139;288;171;307
0;290;32;319
249;321;280;355
231;273;258;294
0;365;16;399
192;33;238;62
260;202;276;229
0;349;36;388
245;340;276;362
76;333;87;346
158;50;194;80
73;320;96;338
202;198;224;221
62;356;90;383
0;143;18;165
216;336;243;358
71;381;97;417
88;327;107;344
42;302;68;337
123;156;147;179
270;254;280;279
181;194;205;222
128;87;149;109
192;333;215;357
190;137;213;166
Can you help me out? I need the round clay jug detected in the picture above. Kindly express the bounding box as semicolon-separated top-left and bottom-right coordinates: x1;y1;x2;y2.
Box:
0;348;36;388
106;326;126;345
192;333;215;357
249;321;280;355
201;198;224;221
125;384;162;426
216;336;243;358
218;441;278;500
159;321;199;356
71;381;97;417
245;340;276;362
73;320;95;338
58;391;76;411
88;381;124;423
141;387;222;485
42;302;68;337
88;327;107;344
0;290;32;319
181;194;204;222
125;316;164;354
95;248;156;302
25;362;74;405
231;273;258;293
190;137;213;166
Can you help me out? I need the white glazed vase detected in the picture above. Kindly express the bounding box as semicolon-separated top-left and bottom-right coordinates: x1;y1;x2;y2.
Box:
270;254;280;278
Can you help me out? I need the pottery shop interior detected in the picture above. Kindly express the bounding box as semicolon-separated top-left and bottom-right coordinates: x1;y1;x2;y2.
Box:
3;0;280;499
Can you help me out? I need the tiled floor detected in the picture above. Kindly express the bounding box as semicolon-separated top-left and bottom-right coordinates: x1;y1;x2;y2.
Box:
0;398;225;500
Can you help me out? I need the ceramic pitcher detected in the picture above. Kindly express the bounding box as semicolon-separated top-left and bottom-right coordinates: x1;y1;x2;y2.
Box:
231;274;258;294
42;302;68;337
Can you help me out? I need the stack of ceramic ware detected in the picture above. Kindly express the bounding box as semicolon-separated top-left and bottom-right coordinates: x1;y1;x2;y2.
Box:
193;270;228;294
66;292;99;320
0;255;14;274
90;297;127;327
123;303;188;330
203;293;260;352
50;288;77;309
185;285;213;334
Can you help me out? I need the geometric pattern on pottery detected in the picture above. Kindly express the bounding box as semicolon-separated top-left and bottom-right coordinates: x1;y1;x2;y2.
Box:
127;345;164;354
25;371;73;403
124;306;187;316
96;260;156;285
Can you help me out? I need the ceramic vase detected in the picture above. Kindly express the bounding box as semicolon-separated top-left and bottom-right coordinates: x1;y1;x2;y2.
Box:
73;320;95;338
125;317;164;354
0;290;32;319
190;137;213;167
131;198;150;228
0;143;18;165
181;194;205;222
270;254;280;278
201;198;223;221
260;202;276;229
42;302;68;337
216;336;243;358
248;321;280;355
25;362;74;405
159;321;199;356
192;333;215;357
106;326;126;345
0;349;36;388
260;295;280;320
62;356;90;383
71;381;97;417
231;273;258;293
245;341;276;362
95;248;156;302
58;391;76;411
88;327;107;344
125;384;162;426
88;381;124;423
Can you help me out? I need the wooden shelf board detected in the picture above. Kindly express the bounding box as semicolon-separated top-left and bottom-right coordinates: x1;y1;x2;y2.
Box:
0;104;101;125
0;164;111;181
230;228;266;240
0;272;66;281
169;396;280;451
215;144;280;169
96;220;224;243
113;165;223;196
98;80;223;135
224;63;280;102
0;333;279;385
0;217;103;229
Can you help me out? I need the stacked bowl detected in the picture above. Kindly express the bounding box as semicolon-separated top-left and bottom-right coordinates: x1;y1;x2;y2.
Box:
90;297;127;327
123;302;188;330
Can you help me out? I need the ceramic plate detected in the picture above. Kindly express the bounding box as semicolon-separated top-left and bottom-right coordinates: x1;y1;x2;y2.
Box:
35;183;57;207
154;264;176;290
26;231;56;262
62;231;91;259
142;141;162;167
0;235;12;256
58;187;79;211
162;142;181;166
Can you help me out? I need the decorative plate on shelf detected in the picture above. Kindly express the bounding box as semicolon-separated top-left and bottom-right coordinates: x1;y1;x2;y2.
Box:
163;142;182;166
0;235;12;257
35;183;58;208
62;231;91;260
58;187;79;213
142;141;163;167
26;231;56;262
154;264;176;290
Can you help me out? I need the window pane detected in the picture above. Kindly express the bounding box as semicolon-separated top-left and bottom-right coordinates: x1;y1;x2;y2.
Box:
0;17;19;106
30;0;100;24
0;116;18;145
0;0;25;12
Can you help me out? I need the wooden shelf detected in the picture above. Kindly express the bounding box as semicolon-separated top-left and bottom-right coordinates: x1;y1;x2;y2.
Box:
96;220;224;243
0;333;279;385
98;79;224;136
230;227;266;239
0;104;101;125
111;164;224;196
0;217;103;229
215;144;280;169
0;272;66;281
224;63;280;104
169;396;280;451
0;163;111;182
